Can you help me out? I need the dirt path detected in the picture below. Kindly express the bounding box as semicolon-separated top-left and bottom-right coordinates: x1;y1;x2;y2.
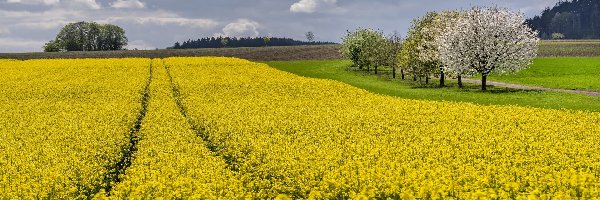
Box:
462;78;600;97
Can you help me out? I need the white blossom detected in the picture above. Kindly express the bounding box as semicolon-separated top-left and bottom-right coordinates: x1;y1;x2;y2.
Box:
341;28;386;68
436;7;539;82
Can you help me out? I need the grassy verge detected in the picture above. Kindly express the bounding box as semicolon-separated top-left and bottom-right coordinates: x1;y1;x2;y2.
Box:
265;60;600;112
487;57;600;90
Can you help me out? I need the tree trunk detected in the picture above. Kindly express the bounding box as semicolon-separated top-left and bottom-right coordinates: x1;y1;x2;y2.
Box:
413;75;417;81
392;67;396;79
426;76;430;84
401;69;405;80
439;70;445;87
458;75;463;88
374;66;378;74
482;74;488;91
359;65;363;70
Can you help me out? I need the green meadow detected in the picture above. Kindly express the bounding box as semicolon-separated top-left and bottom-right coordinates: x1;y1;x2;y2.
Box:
266;58;600;112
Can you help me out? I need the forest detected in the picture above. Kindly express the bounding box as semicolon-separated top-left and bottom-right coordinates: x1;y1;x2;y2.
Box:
169;37;335;49
526;0;600;39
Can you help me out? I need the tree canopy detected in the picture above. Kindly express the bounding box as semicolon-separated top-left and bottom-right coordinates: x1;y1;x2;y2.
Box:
170;37;334;49
44;21;128;52
437;7;539;90
526;0;600;39
402;12;440;84
341;6;539;91
340;28;387;72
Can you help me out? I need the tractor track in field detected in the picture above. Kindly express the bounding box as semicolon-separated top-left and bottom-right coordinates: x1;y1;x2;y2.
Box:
163;61;241;172
462;78;600;97
163;61;218;152
101;61;153;196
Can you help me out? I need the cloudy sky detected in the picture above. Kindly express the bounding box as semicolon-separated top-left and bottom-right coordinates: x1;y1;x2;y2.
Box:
0;0;558;53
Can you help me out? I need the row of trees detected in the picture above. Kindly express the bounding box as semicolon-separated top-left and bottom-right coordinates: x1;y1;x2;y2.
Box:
170;36;334;49
44;21;128;52
341;6;539;91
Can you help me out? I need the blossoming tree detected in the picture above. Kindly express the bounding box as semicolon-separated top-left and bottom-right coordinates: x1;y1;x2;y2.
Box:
341;28;387;73
419;11;462;87
399;13;437;84
437;6;539;91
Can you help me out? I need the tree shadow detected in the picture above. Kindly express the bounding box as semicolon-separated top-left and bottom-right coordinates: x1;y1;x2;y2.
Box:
485;86;538;94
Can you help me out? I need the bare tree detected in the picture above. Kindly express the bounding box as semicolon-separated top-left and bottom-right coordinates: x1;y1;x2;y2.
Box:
305;31;315;43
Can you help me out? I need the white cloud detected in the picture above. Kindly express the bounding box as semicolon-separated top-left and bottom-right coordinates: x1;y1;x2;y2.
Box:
104;16;218;28
126;39;154;50
212;32;226;38
96;10;218;28
0;27;10;35
0;37;46;52
67;0;101;9
222;19;260;37
290;0;337;13
8;0;102;9
0;6;222;52
1;8;217;30
0;10;37;18
15;20;69;30
0;9;76;30
0;0;562;53
111;0;145;9
6;0;59;5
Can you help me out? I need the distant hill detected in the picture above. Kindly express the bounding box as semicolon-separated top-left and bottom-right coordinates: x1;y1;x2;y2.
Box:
169;37;336;49
526;0;600;39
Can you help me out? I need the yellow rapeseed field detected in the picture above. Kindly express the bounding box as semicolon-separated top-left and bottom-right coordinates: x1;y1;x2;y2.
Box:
166;57;600;199
108;59;245;199
0;59;150;198
1;57;599;199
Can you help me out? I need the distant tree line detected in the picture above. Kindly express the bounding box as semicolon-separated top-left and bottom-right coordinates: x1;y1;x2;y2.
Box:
44;21;128;52
526;0;600;39
169;37;335;49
